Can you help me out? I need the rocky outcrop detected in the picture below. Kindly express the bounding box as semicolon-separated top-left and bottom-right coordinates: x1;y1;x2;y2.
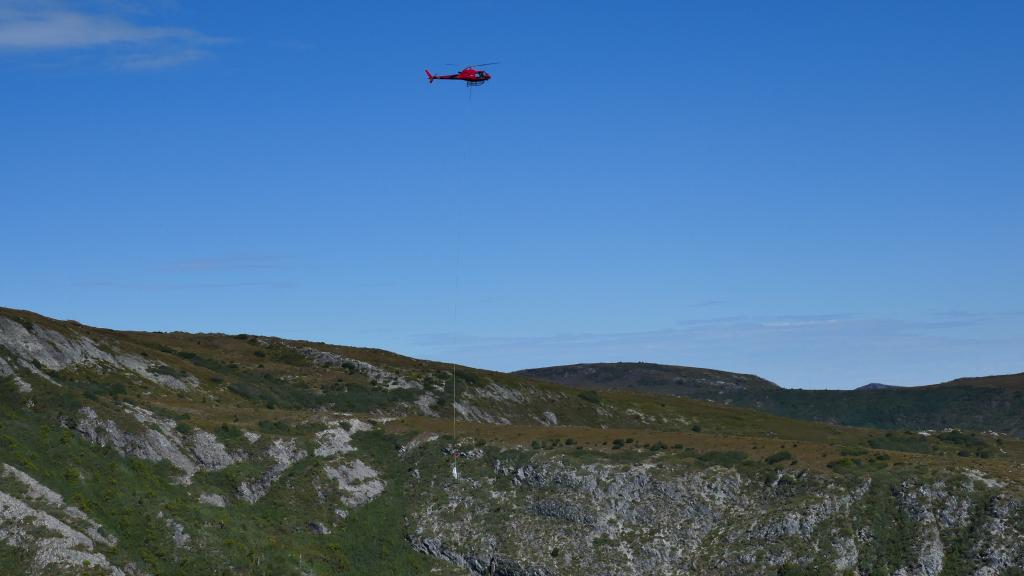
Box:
69;404;243;483
314;419;373;458
411;537;554;576
0;466;124;575
0;356;32;394
296;347;421;389
323;458;384;509
308;521;331;535
1;464;116;547
237;439;307;503
410;453;1024;576
539;411;558;426
198;493;227;508
158;512;191;549
414;392;440;417
471;382;527;404
0;316;197;390
454;381;570;426
72;406;196;477
454;401;512;425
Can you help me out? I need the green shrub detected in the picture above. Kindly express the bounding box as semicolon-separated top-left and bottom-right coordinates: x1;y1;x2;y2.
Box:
577;390;601;404
765;450;792;464
216;424;243;443
697;451;747;467
868;434;930;454
777;563;819;576
258;420;292;434
937;430;986;448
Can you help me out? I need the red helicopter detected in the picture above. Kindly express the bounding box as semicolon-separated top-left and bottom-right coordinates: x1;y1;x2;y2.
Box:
425;63;497;86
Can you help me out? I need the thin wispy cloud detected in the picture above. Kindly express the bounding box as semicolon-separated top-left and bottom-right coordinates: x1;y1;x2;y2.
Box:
154;255;291;273
928;309;1024;321
115;46;205;70
692;299;725;308
72;280;297;292
0;2;222;68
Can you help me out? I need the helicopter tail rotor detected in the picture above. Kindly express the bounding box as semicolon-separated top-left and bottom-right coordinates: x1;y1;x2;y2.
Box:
425;69;434;83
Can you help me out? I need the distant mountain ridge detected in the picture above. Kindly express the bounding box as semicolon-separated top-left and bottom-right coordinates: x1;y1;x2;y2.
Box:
516;362;779;400
518;362;1024;437
856;383;899;391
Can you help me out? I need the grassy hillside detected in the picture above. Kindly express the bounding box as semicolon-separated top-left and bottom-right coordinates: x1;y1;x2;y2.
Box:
520;362;1024;437
2;307;1023;575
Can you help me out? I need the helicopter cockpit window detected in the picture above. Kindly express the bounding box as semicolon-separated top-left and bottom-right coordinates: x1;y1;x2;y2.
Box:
477;72;486;78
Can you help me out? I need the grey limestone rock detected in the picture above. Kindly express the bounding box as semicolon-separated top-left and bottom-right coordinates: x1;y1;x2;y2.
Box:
238;439;307;503
0;316;197;390
323;458;385;508
198;493;227;508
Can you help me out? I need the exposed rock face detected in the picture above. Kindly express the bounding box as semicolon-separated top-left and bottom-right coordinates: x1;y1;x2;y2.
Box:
308;521;331;535
314;419;373;458
454;402;512;425
69;404;243;483
0;466;124;575
198;493;227;508
0;316;197;390
452;380;571;427
410;537;554;576
2;464;115;547
72;406;196;477
0;357;32;393
414;392;440;417
323;459;384;508
159;512;191;549
13;377;31;393
237;439;307;503
409;454;1024;575
472;382;527;404
190;430;240;470
297;347;421;389
398;433;440;458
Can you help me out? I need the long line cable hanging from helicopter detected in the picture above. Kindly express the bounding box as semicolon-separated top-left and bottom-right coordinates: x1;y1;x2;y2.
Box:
430;60;497;482
451;71;468;481
452;226;460;466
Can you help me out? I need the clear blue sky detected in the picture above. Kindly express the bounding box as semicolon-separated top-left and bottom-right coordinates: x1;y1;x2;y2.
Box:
2;1;1022;389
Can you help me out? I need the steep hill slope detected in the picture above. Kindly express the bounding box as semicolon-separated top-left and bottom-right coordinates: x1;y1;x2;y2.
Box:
2;307;1023;575
519;362;1024;437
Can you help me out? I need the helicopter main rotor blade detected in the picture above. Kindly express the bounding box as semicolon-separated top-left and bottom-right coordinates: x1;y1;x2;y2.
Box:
467;62;500;68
